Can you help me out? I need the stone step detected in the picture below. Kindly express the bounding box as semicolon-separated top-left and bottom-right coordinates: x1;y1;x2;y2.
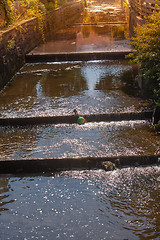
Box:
0;155;159;174
0;111;153;126
25;51;133;63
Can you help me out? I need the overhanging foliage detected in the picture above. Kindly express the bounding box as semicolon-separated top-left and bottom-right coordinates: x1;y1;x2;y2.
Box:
128;11;160;104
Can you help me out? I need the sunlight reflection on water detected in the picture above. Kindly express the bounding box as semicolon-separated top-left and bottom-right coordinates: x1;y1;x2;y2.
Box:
0;166;159;239
0;61;150;118
0;120;159;160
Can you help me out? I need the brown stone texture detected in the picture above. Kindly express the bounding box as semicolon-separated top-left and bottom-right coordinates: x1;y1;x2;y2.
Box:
0;1;84;91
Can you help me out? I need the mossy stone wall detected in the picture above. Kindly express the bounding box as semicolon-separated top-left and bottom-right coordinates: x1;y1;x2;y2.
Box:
0;1;84;91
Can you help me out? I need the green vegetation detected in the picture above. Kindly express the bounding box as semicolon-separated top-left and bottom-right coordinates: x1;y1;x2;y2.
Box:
0;0;66;29
128;12;160;107
0;0;68;41
128;11;160;131
0;0;16;26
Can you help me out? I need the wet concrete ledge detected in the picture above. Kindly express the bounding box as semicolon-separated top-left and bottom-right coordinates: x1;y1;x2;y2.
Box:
73;22;128;25
0;111;153;126
0;155;159;174
25;50;133;63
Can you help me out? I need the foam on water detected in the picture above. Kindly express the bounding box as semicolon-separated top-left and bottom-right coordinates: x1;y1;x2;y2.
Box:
0;120;159;160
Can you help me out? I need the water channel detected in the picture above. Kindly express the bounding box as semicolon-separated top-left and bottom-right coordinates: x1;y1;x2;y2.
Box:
0;0;160;239
0;60;158;160
0;59;159;239
0;61;149;118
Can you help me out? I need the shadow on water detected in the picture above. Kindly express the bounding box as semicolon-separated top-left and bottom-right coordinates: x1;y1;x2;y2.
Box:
0;166;160;239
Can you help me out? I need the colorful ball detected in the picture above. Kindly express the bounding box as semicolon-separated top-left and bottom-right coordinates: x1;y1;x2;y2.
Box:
77;117;85;125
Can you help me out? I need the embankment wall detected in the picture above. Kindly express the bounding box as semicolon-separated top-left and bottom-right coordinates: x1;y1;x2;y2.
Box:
0;1;84;91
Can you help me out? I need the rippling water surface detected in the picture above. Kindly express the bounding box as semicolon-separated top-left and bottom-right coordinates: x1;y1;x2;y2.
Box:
0;57;159;240
0;166;160;239
0;61;150;118
0;120;159;160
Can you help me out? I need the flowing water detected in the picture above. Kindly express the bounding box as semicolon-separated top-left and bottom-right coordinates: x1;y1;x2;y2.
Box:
0;1;159;238
0;61;159;239
0;120;159;160
30;0;131;54
0;60;158;161
0;60;150;118
0;167;160;240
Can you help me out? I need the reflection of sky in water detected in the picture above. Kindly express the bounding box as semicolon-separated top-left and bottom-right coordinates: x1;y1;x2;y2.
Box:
0;61;149;118
36;81;43;97
81;63;131;91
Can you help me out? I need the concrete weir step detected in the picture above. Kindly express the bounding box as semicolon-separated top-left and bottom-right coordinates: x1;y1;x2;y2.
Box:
73;22;128;25
0;111;153;126
25;51;133;63
0;155;159;174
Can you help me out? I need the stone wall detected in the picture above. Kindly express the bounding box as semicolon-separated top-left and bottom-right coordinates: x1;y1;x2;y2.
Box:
0;1;84;91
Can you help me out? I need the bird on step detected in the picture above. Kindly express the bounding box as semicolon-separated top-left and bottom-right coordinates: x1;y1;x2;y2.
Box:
73;109;85;125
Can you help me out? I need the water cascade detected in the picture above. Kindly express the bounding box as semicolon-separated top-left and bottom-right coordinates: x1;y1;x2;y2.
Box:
0;1;159;239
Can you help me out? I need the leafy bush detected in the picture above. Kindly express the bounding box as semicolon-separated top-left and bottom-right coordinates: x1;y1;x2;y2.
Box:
1;0;16;25
128;11;160;104
19;0;46;18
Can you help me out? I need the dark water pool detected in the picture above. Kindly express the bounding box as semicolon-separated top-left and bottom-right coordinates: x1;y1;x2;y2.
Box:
0;166;160;240
0;61;150;118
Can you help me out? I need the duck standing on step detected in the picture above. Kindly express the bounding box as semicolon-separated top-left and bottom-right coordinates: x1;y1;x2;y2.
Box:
73;109;85;125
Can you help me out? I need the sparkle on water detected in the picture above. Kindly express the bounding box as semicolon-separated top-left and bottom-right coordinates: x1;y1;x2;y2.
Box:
0;1;159;239
0;166;160;239
0;60;150;118
0;120;159;160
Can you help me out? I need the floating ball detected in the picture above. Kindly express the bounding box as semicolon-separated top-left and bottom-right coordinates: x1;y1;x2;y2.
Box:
77;117;85;125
